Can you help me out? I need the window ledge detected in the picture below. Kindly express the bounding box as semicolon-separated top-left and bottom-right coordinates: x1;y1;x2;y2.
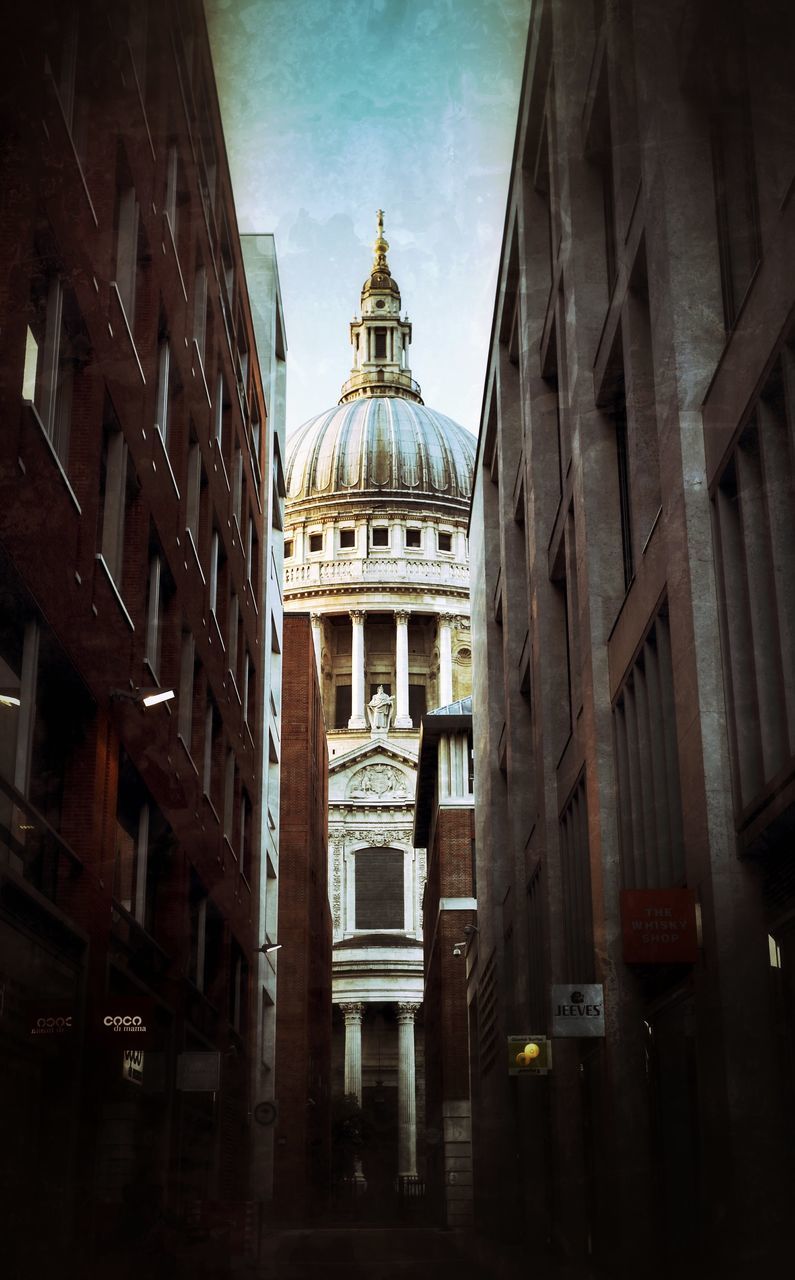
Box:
176;733;199;776
185;529;206;584
24;401;81;514
164;212;187;302
95;555;135;630
153;425;180;499
109;283;146;385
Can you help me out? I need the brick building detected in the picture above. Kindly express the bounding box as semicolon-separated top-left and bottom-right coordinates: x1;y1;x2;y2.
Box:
413;698;476;1228
274;613;332;1220
0;3;283;1274
468;0;794;1276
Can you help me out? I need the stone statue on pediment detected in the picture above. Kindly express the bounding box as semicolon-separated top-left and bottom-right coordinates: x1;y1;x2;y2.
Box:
367;684;394;733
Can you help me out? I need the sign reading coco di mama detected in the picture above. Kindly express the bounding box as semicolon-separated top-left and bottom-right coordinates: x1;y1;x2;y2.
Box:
98;999;154;1047
620;888;698;963
551;985;605;1037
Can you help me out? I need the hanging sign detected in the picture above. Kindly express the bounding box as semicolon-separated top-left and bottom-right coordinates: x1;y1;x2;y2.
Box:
122;1048;145;1085
177;1050;221;1092
620;889;698;963
551;985;605;1037
507;1034;552;1075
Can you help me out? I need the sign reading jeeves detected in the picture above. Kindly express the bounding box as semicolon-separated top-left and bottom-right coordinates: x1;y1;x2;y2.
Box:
620;889;698;963
551;985;605;1037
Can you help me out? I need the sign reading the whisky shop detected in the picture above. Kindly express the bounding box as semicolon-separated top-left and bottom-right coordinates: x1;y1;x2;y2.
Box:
620;889;698;964
551;985;605;1037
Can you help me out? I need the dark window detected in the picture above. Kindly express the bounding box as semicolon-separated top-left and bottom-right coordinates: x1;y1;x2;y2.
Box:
374;329;387;359
405;528;421;548
372;527;389;547
339;528;355;549
284;539;293;558
409;684;427;724
309;533;323;553
438;531;452;552
355;848;404;929
335;683;352;729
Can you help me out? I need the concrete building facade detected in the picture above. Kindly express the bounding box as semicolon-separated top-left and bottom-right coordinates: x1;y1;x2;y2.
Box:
468;1;794;1276
0;3;283;1272
283;216;475;1204
274;613;332;1220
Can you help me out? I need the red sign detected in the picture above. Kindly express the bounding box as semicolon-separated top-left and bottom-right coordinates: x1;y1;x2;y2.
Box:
620;889;698;963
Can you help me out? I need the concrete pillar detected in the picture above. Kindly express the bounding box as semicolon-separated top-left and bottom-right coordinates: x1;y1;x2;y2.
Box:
438;613;453;706
349;610;367;728
340;1001;364;1104
397;1002;420;1177
394;609;412;727
310;612;322;679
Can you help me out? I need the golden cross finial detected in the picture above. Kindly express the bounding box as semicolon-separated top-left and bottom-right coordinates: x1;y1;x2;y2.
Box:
373;209;389;268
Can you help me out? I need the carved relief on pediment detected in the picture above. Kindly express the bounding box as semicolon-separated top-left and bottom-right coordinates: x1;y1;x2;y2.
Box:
347;762;412;801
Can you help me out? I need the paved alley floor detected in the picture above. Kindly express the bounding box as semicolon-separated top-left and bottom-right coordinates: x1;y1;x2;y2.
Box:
257;1227;500;1280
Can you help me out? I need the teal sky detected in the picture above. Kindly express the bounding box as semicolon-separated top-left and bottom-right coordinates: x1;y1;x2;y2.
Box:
205;0;531;436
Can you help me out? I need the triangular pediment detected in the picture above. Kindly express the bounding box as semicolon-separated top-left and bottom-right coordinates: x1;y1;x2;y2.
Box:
328;738;418;805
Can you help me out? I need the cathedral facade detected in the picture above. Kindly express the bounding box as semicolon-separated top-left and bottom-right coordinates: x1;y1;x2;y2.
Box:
283;215;474;1196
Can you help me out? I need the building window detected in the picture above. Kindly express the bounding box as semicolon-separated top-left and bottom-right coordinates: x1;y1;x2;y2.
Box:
438;530;453;553
145;553;162;678
339;528;356;550
405;527;421;549
189;870;223;995
98;403;130;586
355;847;404;930
154;327;177;447
185;433;204;551
223;749;236;843
114;176;141;331
177;628;195;747
409;683;427;724
374;328;387;360
214;373;231;458
240;789;252;882
228;592;239;679
229;939;248;1034
24;262;85;471
284;539;294;559
193;259;207;364
246;518;258;588
203;696;220;804
334;683;352;729
209;530;220;617
309;532;323;553
371;526;389;548
164;142;180;241
114;755;173;935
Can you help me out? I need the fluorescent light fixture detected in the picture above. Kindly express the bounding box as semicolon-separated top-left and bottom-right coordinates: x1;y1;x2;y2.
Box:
141;688;175;708
258;942;282;954
0;694;21;708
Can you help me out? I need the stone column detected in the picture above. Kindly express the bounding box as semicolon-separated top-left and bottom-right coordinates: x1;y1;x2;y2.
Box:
396;1002;420;1177
340;1001;364;1104
310;612;323;679
438;613;453;707
394;609;412;727
349;610;367;728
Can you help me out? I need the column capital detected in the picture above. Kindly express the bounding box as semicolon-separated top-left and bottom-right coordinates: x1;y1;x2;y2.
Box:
396;1002;421;1024
349;609;365;624
310;611;323;623
394;608;411;624
340;1001;364;1025
438;612;454;626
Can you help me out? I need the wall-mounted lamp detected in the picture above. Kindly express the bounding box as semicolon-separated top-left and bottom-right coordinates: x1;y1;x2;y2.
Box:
257;942;282;954
463;924;479;936
111;687;175;709
0;694;21;709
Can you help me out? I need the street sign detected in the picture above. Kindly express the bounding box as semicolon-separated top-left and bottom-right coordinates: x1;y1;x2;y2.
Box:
507;1034;552;1075
98;997;154;1046
177;1050;221;1092
551;985;605;1037
620;889;698;963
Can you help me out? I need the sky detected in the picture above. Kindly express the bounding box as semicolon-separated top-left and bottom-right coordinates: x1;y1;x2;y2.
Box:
205;0;531;437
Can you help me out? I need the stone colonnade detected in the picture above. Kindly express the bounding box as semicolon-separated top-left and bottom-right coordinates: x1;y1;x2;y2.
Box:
340;1000;421;1178
311;610;461;728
